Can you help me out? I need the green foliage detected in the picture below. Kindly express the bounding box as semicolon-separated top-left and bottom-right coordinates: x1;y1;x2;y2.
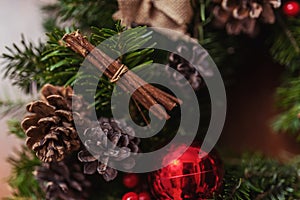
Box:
6;121;43;199
7;146;43;199
269;14;300;140
42;0;117;30
2;23;154;115
77;23;154;113
272;77;300;140
200;29;239;78
217;155;300;200
2;35;45;93
1;28;81;93
7;120;26;139
91;23;154;67
41;27;83;86
190;3;240;89
269;15;300;72
200;30;227;66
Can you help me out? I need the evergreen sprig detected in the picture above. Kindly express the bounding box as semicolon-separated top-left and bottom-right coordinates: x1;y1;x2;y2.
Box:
90;23;154;69
42;0;117;30
7;146;43;200
7;120;26;139
1;28;81;93
217;155;300;200
264;13;300;140
79;23;155;113
2;23;155;115
270;15;300;72
2;35;45;93
272;77;300;139
41;27;83;86
5;121;43;199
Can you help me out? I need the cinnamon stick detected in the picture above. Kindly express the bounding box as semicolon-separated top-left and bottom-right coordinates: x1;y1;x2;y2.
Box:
62;31;182;120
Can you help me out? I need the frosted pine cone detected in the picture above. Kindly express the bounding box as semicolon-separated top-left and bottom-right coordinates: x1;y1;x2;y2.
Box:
166;43;213;91
21;84;89;162
212;0;281;35
78;117;140;181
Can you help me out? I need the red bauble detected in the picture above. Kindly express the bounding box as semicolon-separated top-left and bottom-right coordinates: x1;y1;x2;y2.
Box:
122;192;139;200
123;173;140;188
138;192;151;200
283;1;300;16
148;144;223;200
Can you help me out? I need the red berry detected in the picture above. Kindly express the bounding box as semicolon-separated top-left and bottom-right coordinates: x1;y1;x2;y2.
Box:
283;1;300;16
138;192;151;200
122;192;139;200
123;173;139;188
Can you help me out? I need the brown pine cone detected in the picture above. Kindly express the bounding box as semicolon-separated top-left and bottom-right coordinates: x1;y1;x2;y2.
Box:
212;0;281;35
78;117;140;181
21;84;88;162
34;155;91;200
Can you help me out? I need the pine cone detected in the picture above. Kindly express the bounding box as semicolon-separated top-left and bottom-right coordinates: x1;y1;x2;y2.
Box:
34;155;91;200
166;43;212;91
212;0;281;35
78;117;140;181
21;84;88;162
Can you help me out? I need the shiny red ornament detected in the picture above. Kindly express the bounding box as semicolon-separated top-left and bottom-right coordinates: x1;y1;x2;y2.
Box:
123;173;140;188
122;192;139;200
283;1;300;16
138;192;151;200
148;144;223;200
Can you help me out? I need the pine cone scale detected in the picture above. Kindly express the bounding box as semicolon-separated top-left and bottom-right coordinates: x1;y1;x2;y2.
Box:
38;116;60;126
21;115;39;130
25;126;43;138
78;150;98;162
47;95;69;110
55;110;73;122
26;137;36;149
27;101;56;116
83;161;98;174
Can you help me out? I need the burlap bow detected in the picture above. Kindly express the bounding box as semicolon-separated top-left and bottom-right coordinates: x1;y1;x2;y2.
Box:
113;0;193;33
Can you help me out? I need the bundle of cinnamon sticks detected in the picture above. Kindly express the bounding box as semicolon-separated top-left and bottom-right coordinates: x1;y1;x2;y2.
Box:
62;31;182;120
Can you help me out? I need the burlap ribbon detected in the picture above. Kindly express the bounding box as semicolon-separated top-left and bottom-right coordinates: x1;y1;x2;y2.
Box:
113;0;194;33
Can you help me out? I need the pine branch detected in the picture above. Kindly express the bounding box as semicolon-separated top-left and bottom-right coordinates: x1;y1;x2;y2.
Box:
217;155;300;200
7;120;26;139
77;23;155;114
41;27;83;86
1;28;78;88
2;35;45;93
7;146;43;199
90;22;155;69
42;0;118;30
200;29;238;69
191;0;238;70
269;14;300;140
269;13;300;72
1;28;81;92
2;23;155;116
272;77;300;140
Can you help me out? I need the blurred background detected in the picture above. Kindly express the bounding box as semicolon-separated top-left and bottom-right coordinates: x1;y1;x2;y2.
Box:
0;0;44;197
